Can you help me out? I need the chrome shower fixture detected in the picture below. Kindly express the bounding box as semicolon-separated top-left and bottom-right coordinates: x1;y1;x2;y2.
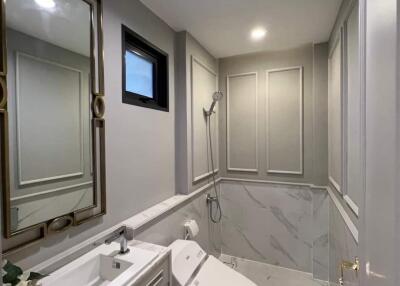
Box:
204;91;223;117
204;91;223;224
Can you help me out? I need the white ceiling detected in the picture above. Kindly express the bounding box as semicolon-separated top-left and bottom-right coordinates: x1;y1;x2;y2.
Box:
6;0;91;57
140;0;343;58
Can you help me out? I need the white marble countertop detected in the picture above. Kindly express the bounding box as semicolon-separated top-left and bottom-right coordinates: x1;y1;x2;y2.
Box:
39;240;170;286
128;239;169;254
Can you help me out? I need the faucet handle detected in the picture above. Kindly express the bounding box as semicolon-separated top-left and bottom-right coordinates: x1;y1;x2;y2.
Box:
123;226;134;240
104;226;134;245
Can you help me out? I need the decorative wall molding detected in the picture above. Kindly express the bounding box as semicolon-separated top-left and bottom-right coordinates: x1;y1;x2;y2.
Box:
329;176;342;194
226;72;258;173
10;181;93;203
340;1;361;219
329;2;362;217
343;195;359;217
190;56;219;183
219;176;327;190
328;39;343;195
15;52;84;186
327;186;358;243
266;66;304;175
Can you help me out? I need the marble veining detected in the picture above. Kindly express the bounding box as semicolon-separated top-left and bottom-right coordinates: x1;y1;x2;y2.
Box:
312;189;330;281
220;181;330;280
270;206;299;237
270;235;299;266
220;182;315;273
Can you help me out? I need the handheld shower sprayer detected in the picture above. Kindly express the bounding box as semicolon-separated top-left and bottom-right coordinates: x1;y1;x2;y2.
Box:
204;91;223;223
204;91;223;117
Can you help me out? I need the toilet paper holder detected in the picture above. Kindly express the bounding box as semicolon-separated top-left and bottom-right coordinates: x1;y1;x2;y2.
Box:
184;220;199;240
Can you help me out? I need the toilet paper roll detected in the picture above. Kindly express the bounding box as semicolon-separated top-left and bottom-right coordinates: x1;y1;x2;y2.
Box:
184;219;199;239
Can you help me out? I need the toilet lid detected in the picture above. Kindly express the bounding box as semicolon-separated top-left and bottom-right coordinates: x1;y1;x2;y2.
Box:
189;256;257;286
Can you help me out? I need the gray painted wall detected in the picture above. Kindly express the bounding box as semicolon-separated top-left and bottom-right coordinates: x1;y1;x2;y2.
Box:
175;31;219;194
5;0;176;269
218;44;328;185
327;0;362;285
312;43;329;186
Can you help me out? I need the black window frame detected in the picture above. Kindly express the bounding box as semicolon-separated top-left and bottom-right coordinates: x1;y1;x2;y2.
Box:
121;25;169;112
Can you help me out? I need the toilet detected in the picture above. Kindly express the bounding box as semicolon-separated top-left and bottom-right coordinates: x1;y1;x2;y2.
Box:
168;240;257;286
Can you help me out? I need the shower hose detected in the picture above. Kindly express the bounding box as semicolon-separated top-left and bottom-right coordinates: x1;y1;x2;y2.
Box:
207;116;222;223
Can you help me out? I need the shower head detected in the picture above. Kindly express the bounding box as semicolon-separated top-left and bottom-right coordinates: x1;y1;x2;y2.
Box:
212;91;223;102
204;91;223;117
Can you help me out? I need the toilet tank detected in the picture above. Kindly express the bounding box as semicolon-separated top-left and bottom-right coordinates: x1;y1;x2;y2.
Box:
168;240;207;286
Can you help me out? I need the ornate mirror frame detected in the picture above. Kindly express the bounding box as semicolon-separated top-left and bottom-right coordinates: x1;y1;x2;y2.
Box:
0;0;106;254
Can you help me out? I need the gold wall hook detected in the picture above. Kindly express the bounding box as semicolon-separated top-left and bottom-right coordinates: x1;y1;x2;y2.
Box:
339;257;359;285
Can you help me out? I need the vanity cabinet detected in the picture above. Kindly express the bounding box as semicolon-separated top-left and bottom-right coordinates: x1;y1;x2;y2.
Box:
131;250;171;286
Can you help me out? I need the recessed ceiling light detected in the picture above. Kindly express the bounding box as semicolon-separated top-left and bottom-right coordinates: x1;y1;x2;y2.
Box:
251;27;267;41
35;0;56;9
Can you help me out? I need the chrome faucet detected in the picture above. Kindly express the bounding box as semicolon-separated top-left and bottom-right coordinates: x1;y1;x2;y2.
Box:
105;226;134;255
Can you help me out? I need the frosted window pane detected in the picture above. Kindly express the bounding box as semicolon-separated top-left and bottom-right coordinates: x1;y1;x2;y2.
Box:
125;50;153;98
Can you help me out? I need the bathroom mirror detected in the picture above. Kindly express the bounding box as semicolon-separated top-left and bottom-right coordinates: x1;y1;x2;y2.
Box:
0;0;105;253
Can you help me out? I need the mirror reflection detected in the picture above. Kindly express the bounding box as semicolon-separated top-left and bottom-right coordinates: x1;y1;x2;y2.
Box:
5;0;93;232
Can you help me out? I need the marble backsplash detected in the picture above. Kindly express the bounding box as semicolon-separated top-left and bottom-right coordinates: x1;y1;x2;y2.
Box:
135;187;221;257
125;180;330;281
313;188;330;281
220;181;329;280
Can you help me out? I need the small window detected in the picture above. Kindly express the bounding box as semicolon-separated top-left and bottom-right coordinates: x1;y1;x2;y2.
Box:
122;25;169;111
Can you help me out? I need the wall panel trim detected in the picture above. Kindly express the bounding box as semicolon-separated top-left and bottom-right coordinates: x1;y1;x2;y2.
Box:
329;176;342;194
10;181;93;203
15;52;84;186
226;72;258;172
266;66;304;175
190;56;219;183
327;186;359;243
344;194;359;217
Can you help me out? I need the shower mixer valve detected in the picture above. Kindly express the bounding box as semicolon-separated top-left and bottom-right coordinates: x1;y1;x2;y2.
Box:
206;194;218;203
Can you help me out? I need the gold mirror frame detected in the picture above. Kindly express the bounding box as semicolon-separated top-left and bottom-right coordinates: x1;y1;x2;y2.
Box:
0;0;106;255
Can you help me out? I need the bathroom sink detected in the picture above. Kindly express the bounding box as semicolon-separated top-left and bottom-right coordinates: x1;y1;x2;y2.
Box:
39;242;158;286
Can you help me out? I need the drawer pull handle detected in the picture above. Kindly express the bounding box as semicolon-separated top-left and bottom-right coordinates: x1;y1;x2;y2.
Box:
146;270;164;286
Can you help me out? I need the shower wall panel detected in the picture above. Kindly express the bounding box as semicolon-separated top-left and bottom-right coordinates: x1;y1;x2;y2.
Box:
220;181;329;279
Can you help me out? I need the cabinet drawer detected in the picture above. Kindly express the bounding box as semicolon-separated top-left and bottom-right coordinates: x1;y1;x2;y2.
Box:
131;252;170;286
145;269;165;286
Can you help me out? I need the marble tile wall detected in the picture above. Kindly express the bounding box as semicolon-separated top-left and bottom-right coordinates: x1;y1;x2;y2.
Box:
220;181;329;279
329;197;358;285
135;188;221;257
220;253;328;286
312;188;330;281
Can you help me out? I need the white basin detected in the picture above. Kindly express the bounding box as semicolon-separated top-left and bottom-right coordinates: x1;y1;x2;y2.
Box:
39;242;158;286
